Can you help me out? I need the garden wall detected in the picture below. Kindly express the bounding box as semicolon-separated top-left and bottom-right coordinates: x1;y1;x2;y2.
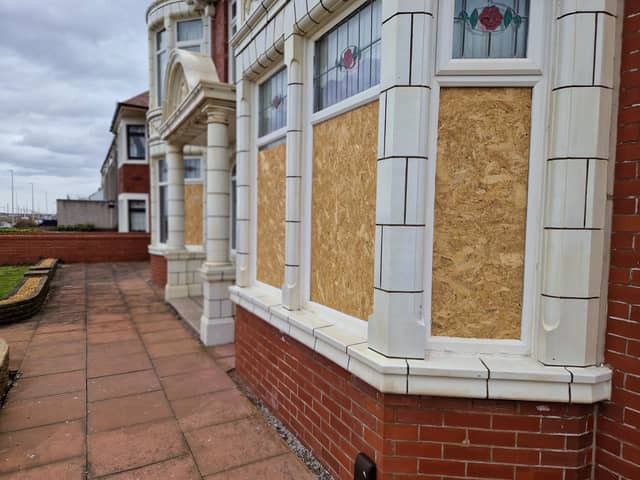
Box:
0;232;150;265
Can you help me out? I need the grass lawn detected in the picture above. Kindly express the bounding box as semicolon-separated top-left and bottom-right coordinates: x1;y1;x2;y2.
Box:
0;266;29;298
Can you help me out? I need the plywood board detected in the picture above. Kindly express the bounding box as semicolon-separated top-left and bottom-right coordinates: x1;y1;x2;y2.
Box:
185;183;203;246
431;87;531;339
257;141;286;289
311;101;378;321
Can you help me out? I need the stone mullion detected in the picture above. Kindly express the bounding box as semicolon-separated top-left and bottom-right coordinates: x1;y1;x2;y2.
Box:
235;79;252;287
368;1;433;359
538;0;618;366
282;33;304;310
166;143;185;250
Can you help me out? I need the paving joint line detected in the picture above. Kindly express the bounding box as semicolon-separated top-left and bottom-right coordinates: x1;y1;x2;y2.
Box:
111;263;207;480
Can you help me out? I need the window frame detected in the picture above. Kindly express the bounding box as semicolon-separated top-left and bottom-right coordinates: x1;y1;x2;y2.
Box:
176;18;204;53
250;63;288;297
157;158;169;245
126;124;146;160
258;67;288;138
128;199;147;233
312;0;381;115
299;0;383;331
436;0;548;76
424;1;553;356
156;28;168;106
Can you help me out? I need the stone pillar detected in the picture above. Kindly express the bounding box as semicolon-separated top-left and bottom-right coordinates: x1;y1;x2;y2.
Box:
235;78;252;287
367;0;433;359
166;143;185;250
537;0;618;366
282;33;304;310
200;106;235;346
164;142;188;300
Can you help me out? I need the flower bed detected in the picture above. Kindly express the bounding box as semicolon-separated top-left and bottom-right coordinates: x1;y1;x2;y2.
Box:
0;259;57;324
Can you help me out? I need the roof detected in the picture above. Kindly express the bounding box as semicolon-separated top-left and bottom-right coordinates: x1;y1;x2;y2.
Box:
110;91;149;133
120;91;149;109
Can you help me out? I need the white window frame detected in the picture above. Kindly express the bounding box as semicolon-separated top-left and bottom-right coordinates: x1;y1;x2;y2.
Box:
157;158;169;245
300;0;382;332
424;0;553;356
156;29;168;106
436;0;548;76
251;63;288;297
176;18;204;53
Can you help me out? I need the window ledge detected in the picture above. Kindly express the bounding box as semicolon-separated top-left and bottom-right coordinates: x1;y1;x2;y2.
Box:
230;285;612;404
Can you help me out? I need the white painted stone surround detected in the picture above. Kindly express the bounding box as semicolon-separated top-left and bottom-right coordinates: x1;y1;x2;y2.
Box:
229;0;619;402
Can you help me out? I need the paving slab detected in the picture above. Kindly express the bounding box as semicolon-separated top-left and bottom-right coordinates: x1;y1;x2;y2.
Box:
0;263;315;480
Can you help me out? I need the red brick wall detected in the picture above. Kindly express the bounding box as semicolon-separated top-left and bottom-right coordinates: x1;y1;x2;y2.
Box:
118;164;150;194
236;307;597;480
0;233;150;265
598;2;640;479
150;254;167;288
211;0;228;83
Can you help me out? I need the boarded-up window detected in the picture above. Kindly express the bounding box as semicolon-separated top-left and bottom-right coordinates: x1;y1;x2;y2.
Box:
185;183;203;246
431;87;531;339
311;102;378;320
257;141;286;289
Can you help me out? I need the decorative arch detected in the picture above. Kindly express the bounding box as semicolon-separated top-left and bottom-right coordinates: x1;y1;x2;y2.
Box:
163;49;220;121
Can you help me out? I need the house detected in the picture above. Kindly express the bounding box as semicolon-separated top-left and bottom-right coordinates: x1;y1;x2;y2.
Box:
108;92;151;233
58;92;150;231
149;0;640;478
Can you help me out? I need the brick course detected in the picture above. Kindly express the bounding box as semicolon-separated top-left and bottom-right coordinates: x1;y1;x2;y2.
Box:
236;307;596;480
118;164;150;194
0;233;150;265
150;254;167;288
599;2;640;478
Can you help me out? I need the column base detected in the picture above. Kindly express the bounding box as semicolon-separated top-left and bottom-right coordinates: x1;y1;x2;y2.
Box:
200;316;235;346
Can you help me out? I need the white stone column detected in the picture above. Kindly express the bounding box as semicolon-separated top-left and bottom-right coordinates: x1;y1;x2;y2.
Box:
235;78;252;287
166;142;185;250
200;106;235;346
367;0;433;359
282;33;304;310
537;0;618;366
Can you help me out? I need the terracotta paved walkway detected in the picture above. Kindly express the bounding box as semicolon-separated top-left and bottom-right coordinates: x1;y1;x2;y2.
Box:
0;263;314;479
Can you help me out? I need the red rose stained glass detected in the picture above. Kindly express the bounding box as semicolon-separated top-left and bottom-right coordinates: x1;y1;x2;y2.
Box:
478;5;503;31
337;46;360;71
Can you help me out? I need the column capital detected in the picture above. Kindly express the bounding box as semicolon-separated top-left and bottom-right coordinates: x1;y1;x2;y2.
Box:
203;105;229;125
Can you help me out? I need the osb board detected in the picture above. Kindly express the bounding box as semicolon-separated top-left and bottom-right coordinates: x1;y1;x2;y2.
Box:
185;183;203;246
431;88;531;339
257;141;286;289
311;101;378;320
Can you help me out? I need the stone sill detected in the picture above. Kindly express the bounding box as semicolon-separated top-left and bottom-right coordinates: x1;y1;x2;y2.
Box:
230;285;612;404
148;245;205;260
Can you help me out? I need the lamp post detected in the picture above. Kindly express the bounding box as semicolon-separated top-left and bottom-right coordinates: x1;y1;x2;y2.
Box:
10;169;14;224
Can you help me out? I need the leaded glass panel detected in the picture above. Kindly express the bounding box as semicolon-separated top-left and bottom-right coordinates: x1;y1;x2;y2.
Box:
258;68;287;137
453;0;530;59
313;0;381;112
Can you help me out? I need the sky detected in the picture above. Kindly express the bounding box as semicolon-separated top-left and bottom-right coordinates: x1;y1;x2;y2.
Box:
0;1;149;215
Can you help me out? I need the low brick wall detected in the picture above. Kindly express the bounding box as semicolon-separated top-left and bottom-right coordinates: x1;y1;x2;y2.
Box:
0;233;150;265
236;307;596;480
150;253;167;288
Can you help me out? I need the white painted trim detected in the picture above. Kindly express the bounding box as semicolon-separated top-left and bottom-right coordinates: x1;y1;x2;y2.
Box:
435;0;549;76
118;193;150;233
230;284;611;403
310;85;380;126
256;128;287;148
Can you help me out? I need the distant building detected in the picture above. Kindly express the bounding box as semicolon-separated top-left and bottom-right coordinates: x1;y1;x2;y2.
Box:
108;91;150;233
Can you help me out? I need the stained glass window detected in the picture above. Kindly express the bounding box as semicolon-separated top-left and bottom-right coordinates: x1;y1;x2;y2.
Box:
314;0;381;112
453;0;530;59
184;158;202;180
259;68;287;137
